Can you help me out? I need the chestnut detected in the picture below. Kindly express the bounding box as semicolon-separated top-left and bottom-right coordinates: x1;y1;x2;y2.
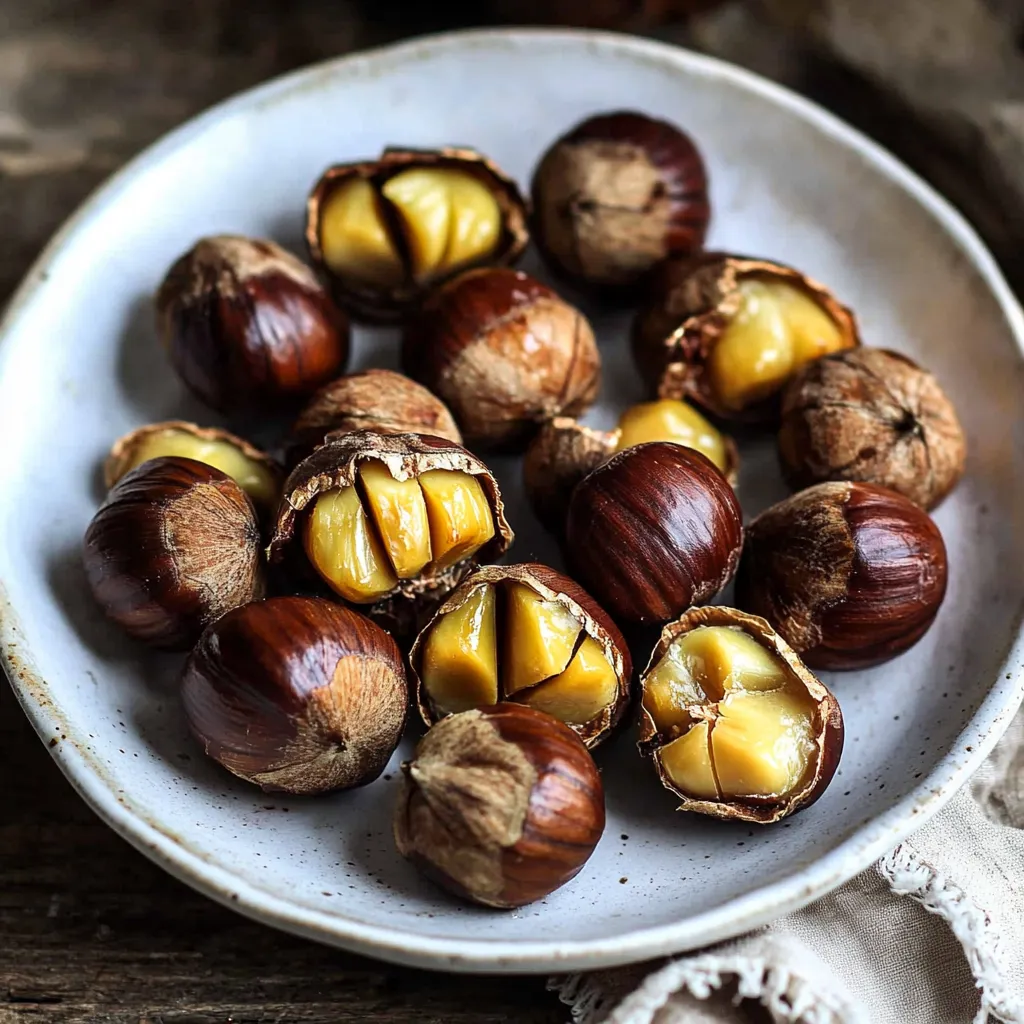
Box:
268;430;513;633
402;267;601;450
566;442;743;625
523;399;738;534
639;606;843;824
735;481;948;669
409;563;631;748
778;347;966;510
286;368;461;468
105;420;282;516
632;253;859;422
83;457;265;650
531;110;709;290
182;596;407;794
156;235;350;415
394;703;605;908
307;147;529;322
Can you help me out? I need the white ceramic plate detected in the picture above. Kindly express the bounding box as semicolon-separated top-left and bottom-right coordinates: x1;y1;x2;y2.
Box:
3;28;1024;973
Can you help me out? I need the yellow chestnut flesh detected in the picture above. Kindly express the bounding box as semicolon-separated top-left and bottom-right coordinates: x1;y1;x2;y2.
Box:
358;460;432;578
418;469;496;571
319;177;405;287
615;399;728;473
503;583;583;695
707;278;847;411
658;722;718;800
113;429;278;508
515;636;619;725
420;585;498;715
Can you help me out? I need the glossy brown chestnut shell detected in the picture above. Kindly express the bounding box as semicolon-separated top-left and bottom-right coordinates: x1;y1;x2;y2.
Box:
394;703;605;908
565;442;743;625
182;596;407;794
631;252;859;422
306;147;529;323
156;235;350;415
409;562;633;748
735;481;948;669
402;267;601;451
638;605;844;824
778;347;966;510
531;110;709;290
83;456;265;650
286;368;462;468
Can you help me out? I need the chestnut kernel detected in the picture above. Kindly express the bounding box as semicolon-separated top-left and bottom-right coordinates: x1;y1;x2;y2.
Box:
105;420;282;515
566;442;743;625
736;481;948;669
639;606;843;824
402;267;601;450
410;563;632;748
307;147;529;322
286;368;461;467
632;253;859;421
778;347;966;510
394;703;605;908
83;457;265;650
182;596;407;794
531;110;709;290
156;235;350;415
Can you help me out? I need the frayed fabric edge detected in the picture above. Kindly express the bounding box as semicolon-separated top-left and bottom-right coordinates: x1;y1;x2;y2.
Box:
878;842;1022;1024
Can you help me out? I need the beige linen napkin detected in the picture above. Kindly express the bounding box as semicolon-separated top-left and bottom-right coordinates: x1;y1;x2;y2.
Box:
551;712;1024;1024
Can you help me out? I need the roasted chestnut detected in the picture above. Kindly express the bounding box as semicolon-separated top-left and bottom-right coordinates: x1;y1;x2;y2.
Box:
523;399;738;533
182;596;407;794
402;267;601;450
286;368;462;467
156;235;350;415
566;442;743;625
268;430;512;630
307;147;529;322
778;347;966;510
639;606;843;824
409;563;631;748
531;110;709;290
394;703;605;908
632;253;859;421
83;457;265;650
736;481;948;669
105;420;282;515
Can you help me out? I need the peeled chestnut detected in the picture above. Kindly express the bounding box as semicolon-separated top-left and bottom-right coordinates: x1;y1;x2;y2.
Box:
736;481;948;669
83;457;265;650
531;110;709;290
394;704;605;908
409;563;631;748
566;442;743;625
286;368;462;467
639;606;843;824
778;347;966;510
182;596;407;794
523;399;738;533
632;253;859;421
156;235;350;415
307;147;529;322
105;420;282;516
402;267;601;451
268;430;513;631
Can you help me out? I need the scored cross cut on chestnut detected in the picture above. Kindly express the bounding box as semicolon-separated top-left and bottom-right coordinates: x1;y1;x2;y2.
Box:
409;563;632;748
639;606;843;824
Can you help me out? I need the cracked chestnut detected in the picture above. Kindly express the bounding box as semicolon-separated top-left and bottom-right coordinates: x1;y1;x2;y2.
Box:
156;235;350;415
639;606;843;824
394;703;605;908
566;442;743;625
778;347;966;510
182;596;407;794
735;481;948;669
531;110;709;290
83;457;265;650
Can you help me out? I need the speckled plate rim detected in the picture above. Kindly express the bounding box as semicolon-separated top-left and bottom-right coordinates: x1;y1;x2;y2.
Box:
2;27;1024;974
